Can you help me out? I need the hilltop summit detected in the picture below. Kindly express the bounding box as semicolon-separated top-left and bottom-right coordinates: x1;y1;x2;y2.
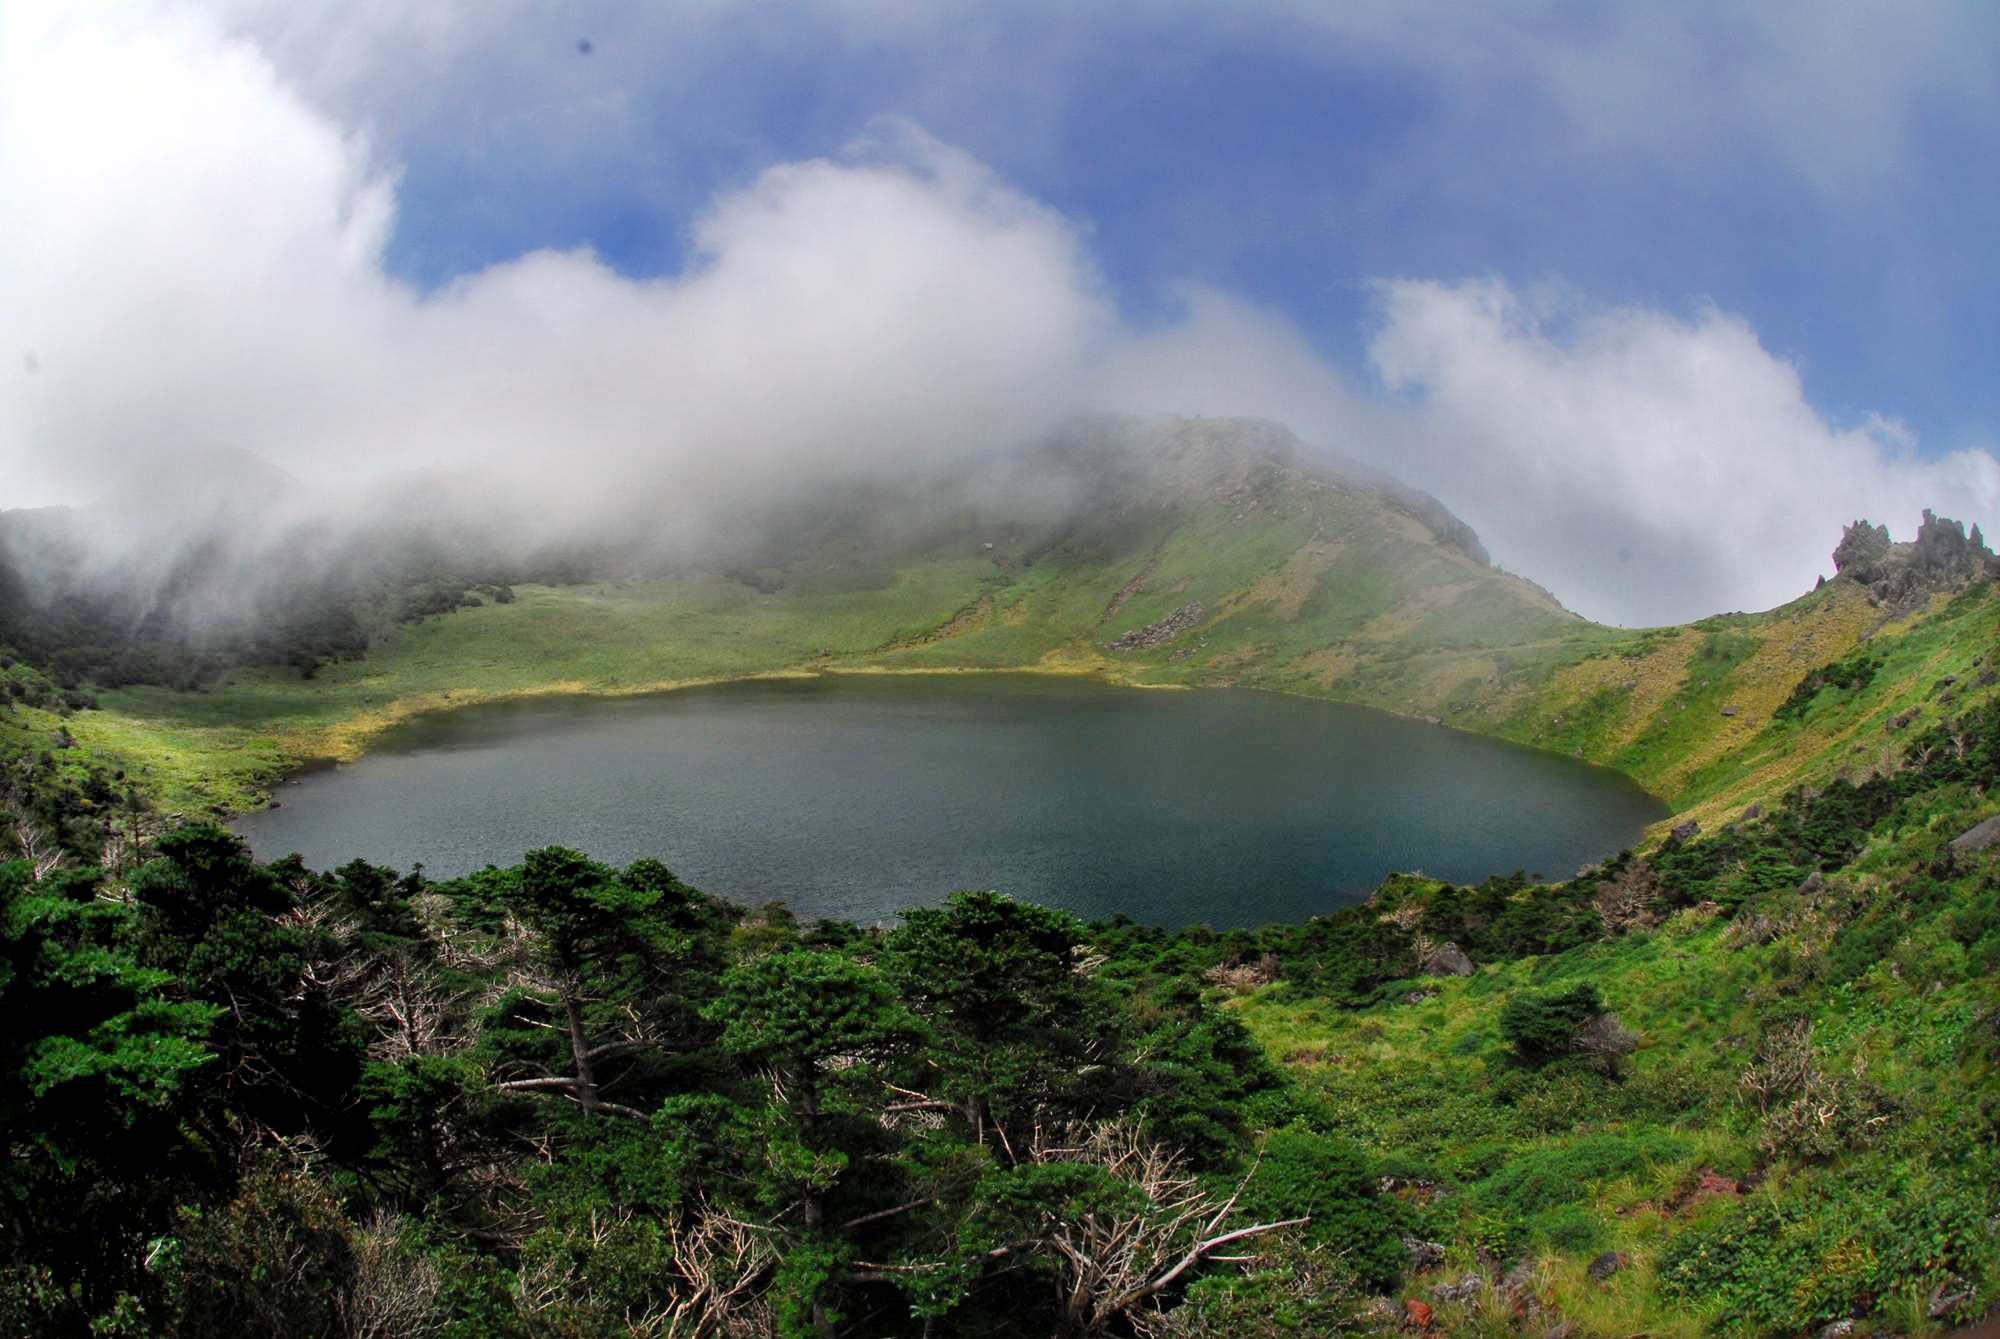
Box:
1831;509;1994;607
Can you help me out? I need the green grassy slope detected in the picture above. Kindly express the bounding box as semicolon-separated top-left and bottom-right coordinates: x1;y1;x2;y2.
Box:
18;415;1991;832
1196;689;2000;1336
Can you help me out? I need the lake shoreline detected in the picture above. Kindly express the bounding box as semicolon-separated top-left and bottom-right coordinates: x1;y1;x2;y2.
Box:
236;673;1668;925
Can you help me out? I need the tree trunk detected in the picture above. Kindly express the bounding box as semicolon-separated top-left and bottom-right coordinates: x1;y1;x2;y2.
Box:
561;986;599;1112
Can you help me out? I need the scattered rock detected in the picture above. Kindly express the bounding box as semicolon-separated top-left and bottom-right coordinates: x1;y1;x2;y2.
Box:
1543;1322;1575;1339
1431;1274;1483;1304
1887;710;1916;732
1799;871;1826;895
1741;803;1762;821
1497;1259;1536;1298
1586;1250;1627;1281
1402;989;1439;1006
1951;815;2000;852
1107;601;1203;651
1363;1298;1403;1330
1404;1298;1435;1329
1721;704;1739;717
1670;819;1701;842
1402;1237;1447;1272
1818;1321;1858;1339
1420;940;1476;977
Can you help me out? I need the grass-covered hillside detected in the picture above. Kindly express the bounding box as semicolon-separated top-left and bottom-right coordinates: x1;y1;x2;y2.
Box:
1;415;1654;814
13;415;1991;833
5;420;2000;1335
6;608;2000;1336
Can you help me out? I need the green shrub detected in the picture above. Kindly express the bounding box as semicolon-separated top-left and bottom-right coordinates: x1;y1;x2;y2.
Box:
1237;1127;1406;1288
1531;1203;1608;1254
1659;1162;2000;1331
1473;1133;1691;1220
1152;1241;1361;1338
1499;983;1604;1066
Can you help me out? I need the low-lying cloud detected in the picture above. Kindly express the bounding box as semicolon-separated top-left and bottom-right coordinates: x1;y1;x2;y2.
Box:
1364;280;2000;624
2;3;1994;627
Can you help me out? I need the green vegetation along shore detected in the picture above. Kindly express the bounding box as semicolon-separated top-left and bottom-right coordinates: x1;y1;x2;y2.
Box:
6;612;2000;1336
5;417;1980;833
6;419;2000;1335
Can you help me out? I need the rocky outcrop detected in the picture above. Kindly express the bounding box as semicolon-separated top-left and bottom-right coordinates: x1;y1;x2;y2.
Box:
1831;511;1994;609
1832;519;1891;579
1951;815;2000;853
1107;602;1202;651
1420;940;1476;977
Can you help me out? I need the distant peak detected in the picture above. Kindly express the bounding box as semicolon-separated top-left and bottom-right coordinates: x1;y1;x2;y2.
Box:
1830;509;1994;607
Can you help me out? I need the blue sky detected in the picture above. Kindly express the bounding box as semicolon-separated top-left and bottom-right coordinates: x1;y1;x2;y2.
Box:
347;3;2000;454
5;1;1998;622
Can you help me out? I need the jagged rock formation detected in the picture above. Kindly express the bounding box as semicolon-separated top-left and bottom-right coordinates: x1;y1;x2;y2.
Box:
1831;520;1891;580
1830;511;1994;609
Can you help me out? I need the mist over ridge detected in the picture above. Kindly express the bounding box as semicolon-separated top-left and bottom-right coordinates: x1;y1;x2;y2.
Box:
5;3;1999;629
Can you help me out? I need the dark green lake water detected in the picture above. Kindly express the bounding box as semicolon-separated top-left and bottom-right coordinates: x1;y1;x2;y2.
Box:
236;674;1665;927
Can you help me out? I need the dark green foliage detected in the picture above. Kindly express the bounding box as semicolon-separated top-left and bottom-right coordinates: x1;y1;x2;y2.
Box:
1774;648;1884;721
883;892;1111;1136
149;1159;357;1339
1472;1133;1689;1219
13;676;2000;1332
1129;990;1284;1163
1235;1127;1405;1287
1148;1241;1361;1338
1499;983;1604;1066
1659;1155;2000;1331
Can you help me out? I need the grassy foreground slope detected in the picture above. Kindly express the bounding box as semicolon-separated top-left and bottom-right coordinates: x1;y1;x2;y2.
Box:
5;419;2000;1336
7;593;2000;1337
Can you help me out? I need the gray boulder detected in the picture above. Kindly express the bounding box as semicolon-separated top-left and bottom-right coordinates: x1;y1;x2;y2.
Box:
1951;815;2000;852
1421;940;1476;977
1431;1274;1483;1304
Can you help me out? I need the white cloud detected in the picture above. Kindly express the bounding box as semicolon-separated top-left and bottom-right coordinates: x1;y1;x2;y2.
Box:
1363;278;2000;624
0;5;1107;537
3;3;1994;629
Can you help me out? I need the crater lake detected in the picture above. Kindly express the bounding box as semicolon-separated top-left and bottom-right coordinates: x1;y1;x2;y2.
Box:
237;673;1666;927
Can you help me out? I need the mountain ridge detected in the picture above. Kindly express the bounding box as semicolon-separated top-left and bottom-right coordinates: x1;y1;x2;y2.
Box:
5;413;1997;838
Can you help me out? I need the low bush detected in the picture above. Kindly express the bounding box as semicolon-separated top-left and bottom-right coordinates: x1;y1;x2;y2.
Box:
1499;983;1605;1067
